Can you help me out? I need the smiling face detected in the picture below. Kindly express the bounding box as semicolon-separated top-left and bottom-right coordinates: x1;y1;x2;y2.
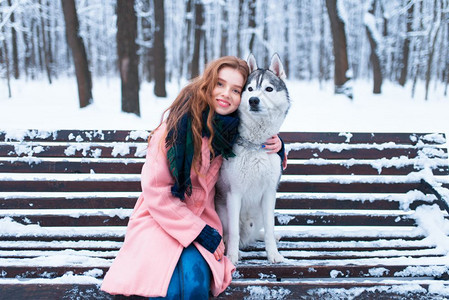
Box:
212;67;245;116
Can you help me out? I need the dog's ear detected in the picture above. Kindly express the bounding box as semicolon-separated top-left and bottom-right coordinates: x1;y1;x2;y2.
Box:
269;53;286;80
247;53;258;73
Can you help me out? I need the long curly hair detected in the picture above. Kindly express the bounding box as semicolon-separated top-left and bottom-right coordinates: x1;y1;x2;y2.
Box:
150;56;249;169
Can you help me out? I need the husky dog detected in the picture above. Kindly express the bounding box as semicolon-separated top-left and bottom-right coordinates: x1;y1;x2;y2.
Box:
216;53;290;264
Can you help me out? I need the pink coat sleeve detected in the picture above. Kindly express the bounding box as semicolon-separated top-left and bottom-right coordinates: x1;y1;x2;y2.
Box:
139;125;207;248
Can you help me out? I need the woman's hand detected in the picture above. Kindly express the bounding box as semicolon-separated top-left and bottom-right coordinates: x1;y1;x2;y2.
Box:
214;240;225;261
263;135;282;153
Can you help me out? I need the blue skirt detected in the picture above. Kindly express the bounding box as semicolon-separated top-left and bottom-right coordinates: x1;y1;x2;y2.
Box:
149;244;211;300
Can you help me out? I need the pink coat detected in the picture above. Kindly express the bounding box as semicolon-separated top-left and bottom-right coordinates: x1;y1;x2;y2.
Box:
101;123;235;297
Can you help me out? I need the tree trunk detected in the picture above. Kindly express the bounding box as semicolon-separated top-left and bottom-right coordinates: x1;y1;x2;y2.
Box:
445;22;449;97
399;1;413;86
117;0;140;115
325;0;353;99
30;19;37;79
411;59;420;99
140;0;153;82
153;0;167;97
424;2;441;101
0;10;12;98
181;0;193;78
411;1;424;99
1;37;12;98
36;20;44;73
248;0;256;53
48;0;56;79
22;14;31;79
220;4;228;57
39;0;52;84
61;0;93;108
365;0;382;94
319;2;326;86
191;0;204;79
283;1;289;76
7;0;19;79
237;0;244;58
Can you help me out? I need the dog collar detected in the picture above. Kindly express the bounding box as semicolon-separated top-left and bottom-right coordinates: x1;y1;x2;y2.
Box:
236;137;264;151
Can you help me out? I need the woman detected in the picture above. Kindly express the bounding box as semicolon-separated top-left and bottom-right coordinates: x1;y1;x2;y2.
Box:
101;56;284;298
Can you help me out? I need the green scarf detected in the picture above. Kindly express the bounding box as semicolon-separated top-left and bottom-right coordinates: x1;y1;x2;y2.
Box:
166;108;239;200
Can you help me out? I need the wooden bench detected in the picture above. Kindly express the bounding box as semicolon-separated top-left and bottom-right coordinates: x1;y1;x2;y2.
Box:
1;129;449;299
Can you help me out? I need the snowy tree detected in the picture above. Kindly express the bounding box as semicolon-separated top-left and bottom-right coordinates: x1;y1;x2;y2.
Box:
191;0;204;78
117;0;140;116
0;2;12;98
398;0;414;87
6;0;18;79
153;0;166;97
61;0;93;108
364;0;383;94
136;0;154;82
325;0;353;99
0;0;448;101
424;0;443;100
39;0;52;84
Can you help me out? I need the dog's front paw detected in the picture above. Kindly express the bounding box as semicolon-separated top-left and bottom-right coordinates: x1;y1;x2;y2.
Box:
227;251;240;265
267;250;284;263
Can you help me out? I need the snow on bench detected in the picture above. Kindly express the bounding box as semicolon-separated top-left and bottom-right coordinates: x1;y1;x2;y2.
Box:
0;129;449;299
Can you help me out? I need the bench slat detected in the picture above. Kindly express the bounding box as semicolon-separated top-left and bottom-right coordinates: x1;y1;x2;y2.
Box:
0;181;141;192
0;181;423;193
3;160;447;176
0;130;150;143
1;197;437;210
0;241;435;252
274;214;419;226
279;132;445;145
3;212;432;227
1;145;438;159
3;252;439;261
243;252;444;260
279;182;423;193
0;284;111;300
3;161;447;176
235;264;449;279
0;233;427;243
0;283;441;300
286;148;423;159
3;146;447;160
2;264;447;280
284;164;438;176
220;282;440;299
0;145;145;158
3;131;443;144
0;161;143;174
0;197;137;209
275;198;438;210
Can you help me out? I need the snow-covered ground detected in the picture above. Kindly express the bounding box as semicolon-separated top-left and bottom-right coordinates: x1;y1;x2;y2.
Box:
1;77;448;137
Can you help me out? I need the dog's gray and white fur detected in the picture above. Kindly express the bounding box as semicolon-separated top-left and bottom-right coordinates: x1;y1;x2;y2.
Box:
215;53;290;264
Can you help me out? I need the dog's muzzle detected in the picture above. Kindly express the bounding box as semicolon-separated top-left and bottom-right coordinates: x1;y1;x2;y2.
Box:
249;97;260;111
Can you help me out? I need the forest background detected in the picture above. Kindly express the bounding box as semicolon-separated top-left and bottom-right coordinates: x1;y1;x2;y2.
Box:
0;0;448;131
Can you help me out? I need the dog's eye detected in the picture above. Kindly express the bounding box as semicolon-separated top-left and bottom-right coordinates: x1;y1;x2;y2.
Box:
248;87;253;92
265;87;273;92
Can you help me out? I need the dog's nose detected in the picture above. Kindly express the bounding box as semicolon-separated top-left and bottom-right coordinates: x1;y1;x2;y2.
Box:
249;97;260;108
